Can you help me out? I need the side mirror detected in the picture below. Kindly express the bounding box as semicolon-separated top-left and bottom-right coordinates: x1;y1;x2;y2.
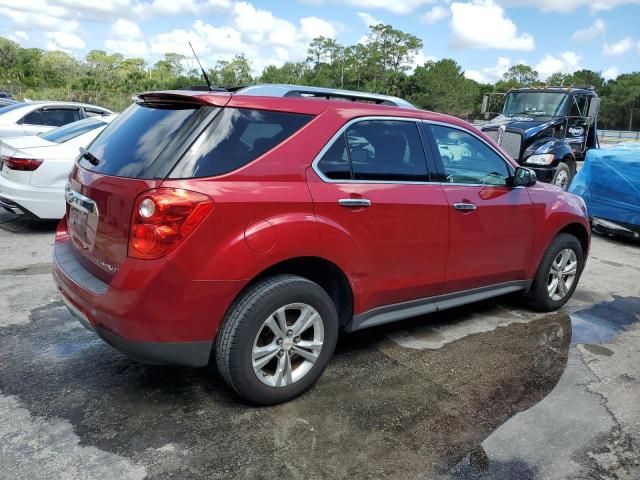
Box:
481;94;489;114
513;167;537;187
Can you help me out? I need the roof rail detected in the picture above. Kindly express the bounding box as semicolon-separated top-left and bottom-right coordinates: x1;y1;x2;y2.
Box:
235;84;416;109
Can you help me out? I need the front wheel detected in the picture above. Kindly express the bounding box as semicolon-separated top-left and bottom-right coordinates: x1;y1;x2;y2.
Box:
215;274;338;405
552;162;572;190
526;233;584;312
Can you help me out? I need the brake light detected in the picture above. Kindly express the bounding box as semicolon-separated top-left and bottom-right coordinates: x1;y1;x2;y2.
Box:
128;188;213;259
1;156;43;171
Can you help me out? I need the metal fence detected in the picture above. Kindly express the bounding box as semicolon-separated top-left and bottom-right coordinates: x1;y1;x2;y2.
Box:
598;130;640;142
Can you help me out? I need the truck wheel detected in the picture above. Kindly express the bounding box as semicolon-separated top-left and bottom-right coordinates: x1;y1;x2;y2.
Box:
552;162;572;190
215;274;338;405
526;233;584;312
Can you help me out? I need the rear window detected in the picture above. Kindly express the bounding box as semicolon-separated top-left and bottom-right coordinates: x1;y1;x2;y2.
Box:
79;102;215;179
40;117;106;144
169;108;313;178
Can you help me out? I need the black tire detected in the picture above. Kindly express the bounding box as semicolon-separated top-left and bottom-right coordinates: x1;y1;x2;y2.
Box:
215;274;338;405
552;162;572;190
526;233;584;312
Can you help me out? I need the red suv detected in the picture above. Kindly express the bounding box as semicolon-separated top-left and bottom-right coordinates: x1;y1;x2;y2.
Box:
53;85;590;404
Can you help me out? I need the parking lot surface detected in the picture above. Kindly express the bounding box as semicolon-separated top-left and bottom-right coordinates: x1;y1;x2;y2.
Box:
0;210;638;480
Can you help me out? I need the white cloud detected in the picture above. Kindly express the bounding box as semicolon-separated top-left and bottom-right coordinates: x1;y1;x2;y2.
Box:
505;0;640;13
357;12;381;27
464;56;512;83
535;51;582;80
572;19;606;41
14;31;29;41
602;66;620;80
410;50;437;71
421;5;450;23
110;19;143;40
45;31;86;51
603;37;634;56
299;16;337;40
105;39;148;57
0;6;79;32
450;0;535;51
144;0;231;16
342;0;437;14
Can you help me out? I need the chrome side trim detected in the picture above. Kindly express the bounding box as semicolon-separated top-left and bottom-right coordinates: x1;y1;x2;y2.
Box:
310;116;517;185
345;280;532;332
311;115;425;184
65;185;98;216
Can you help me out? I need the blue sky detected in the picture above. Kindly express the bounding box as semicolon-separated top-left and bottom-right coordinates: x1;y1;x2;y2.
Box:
1;0;639;83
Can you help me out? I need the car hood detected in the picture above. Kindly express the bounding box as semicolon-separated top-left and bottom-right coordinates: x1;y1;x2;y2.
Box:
483;114;562;140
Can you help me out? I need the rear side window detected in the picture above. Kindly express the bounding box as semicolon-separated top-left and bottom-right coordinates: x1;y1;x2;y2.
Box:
316;119;430;182
170;108;313;178
79;102;215;179
40;109;80;127
40;117;105;143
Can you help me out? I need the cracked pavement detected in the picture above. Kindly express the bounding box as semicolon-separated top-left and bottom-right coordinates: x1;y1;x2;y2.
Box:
0;210;639;479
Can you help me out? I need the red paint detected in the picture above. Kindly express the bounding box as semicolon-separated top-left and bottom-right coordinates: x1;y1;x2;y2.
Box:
53;91;590;349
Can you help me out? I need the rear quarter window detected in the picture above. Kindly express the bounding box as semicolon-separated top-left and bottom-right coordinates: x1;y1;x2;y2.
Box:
79;102;215;179
169;108;313;178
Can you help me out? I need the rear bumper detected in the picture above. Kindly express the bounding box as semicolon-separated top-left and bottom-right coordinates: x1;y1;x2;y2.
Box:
60;291;212;366
53;233;244;367
0;174;65;219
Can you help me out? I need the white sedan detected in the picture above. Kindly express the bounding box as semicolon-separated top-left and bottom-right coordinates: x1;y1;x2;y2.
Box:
0;101;112;138
0;114;117;219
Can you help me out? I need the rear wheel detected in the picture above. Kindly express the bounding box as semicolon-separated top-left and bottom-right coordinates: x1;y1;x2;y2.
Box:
215;274;338;405
526;233;584;312
552;162;572;190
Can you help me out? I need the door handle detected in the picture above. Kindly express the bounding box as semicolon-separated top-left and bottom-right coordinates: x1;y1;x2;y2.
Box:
338;198;371;208
453;202;477;212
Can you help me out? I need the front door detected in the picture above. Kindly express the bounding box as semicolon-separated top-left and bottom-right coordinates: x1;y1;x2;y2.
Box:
306;118;449;314
427;123;534;293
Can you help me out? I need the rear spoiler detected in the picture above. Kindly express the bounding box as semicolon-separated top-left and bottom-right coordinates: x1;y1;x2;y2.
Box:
133;90;231;108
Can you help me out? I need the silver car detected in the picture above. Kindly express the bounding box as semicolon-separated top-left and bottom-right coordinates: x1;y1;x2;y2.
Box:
0;101;113;138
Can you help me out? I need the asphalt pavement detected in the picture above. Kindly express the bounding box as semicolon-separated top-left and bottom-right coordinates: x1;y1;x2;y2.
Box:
0;210;638;480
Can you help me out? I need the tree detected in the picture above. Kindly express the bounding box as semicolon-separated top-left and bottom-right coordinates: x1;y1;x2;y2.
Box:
604;72;640;130
546;72;572;86
211;55;253;87
503;64;538;87
410;59;480;117
0;37;19;71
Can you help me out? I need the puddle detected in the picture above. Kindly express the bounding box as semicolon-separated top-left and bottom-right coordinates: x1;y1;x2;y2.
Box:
570;296;640;345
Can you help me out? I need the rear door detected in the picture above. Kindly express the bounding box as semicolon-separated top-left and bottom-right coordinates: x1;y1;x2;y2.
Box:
306;117;449;314
425;122;534;293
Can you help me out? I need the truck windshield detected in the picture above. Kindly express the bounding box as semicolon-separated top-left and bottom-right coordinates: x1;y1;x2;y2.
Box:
503;92;568;117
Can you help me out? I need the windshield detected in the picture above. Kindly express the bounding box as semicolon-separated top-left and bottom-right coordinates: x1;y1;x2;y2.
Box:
39;117;107;143
503;92;568;117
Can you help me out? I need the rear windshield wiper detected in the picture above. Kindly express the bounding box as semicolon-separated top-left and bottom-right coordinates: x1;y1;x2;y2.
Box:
79;147;100;166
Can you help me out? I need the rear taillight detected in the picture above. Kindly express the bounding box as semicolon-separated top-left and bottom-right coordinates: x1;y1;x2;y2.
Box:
1;156;43;171
128;188;213;260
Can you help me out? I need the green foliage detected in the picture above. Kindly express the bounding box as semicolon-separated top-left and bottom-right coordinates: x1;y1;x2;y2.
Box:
410;59;480;117
0;30;637;129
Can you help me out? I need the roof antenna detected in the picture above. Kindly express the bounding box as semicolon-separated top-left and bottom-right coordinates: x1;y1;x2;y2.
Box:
189;41;212;91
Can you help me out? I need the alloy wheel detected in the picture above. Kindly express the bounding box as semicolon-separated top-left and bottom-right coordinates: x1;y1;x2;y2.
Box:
554;170;570;190
252;303;324;387
547;249;578;301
